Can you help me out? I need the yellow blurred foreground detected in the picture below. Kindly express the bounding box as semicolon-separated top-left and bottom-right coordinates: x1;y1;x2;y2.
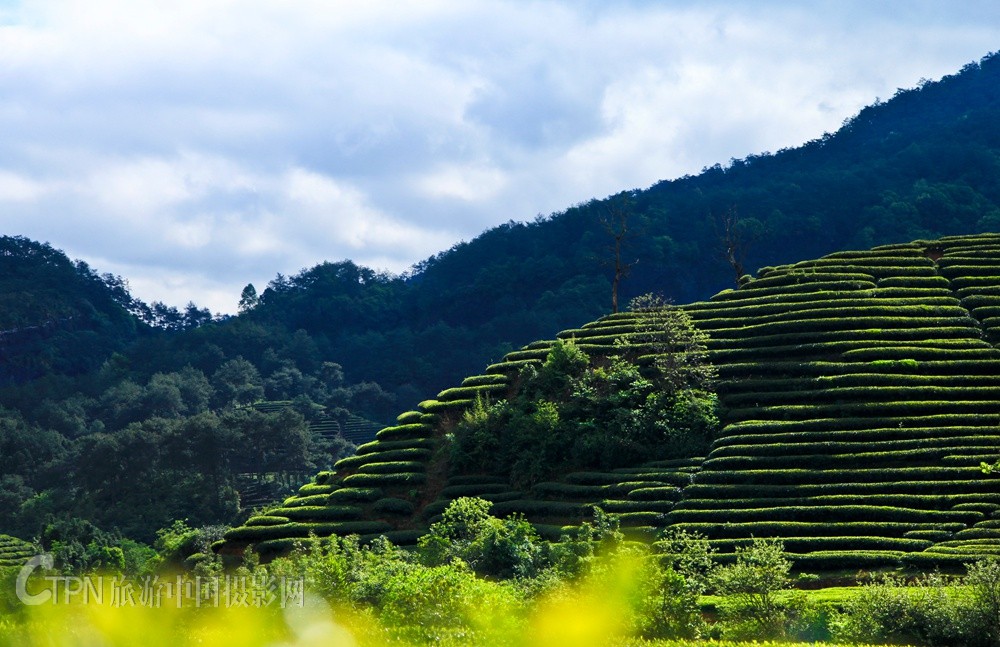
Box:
0;556;892;647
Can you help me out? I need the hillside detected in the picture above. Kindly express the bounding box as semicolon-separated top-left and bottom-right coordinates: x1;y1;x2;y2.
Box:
222;232;1000;569
0;238;392;543
0;236;144;382
233;51;1000;406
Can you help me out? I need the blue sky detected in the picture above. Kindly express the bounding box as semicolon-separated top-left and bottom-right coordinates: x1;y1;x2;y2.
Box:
1;0;998;313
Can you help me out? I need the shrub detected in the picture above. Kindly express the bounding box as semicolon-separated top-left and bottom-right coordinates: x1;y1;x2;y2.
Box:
748;271;876;289
491;500;588;519
356;461;426;475
788;550;904;570
627;486;683;502
446;474;511;486
460;374;510;387
395;410;423;424
419;398;475;413
327;487;381;503
281;494;330;507
695;465;988;485
224;520;393;542
374;423;433;441
435;384;507;401
335;448;432;470
830;572;991;646
439;483;515;498
418;497;546;579
372;497;415;516
877;275;951;288
711;537;792;640
668;505;980;525
670;520;965;539
271;505;362;521
354;438;435;456
296;483;336;495
341;472;426;487
599;499;675;513
244;515;290;526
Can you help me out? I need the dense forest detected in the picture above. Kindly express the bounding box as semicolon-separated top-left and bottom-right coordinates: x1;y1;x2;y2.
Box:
2;51;1000;554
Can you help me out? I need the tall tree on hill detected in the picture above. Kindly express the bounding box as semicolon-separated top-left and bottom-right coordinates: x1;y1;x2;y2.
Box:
602;195;638;313
238;284;259;314
717;207;764;287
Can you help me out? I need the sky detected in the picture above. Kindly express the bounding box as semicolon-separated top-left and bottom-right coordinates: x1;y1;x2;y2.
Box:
1;1;999;314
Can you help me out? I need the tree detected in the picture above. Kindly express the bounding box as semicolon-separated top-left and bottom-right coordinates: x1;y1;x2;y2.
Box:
641;529;717;639
627;294;716;394
717;207;765;287
238;284;259;314
418;497;544;579
183;302;213;329
226;407;321;481
711;537;792;639
211;357;264;408
452;328;718;484
601;195;638;313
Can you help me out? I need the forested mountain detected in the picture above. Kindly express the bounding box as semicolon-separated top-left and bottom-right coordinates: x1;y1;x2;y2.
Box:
0;239;387;543
3;51;1000;549
0;236;143;382
235;51;1000;405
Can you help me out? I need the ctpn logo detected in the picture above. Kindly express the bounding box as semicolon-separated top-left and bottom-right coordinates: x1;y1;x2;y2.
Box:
15;553;55;605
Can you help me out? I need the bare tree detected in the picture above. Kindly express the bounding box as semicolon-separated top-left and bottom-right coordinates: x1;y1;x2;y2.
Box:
602;196;638;313
718;207;764;287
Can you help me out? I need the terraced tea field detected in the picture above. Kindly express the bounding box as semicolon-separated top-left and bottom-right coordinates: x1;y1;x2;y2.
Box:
222;234;1000;568
0;534;34;567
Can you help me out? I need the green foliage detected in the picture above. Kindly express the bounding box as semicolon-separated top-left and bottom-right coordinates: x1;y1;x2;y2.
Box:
326;487;382;503
453;317;719;486
656;528;717;594
269;533;524;644
0;534;35;567
237;283;258;314
41;517;156;574
830;571;989;646
211;357;264;408
418;497;546;580
371;497;415;516
711;538;793;640
153;520;227;571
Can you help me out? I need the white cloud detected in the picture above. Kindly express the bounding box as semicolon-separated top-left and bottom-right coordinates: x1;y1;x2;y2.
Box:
412;163;509;202
279;167;457;256
0;171;47;202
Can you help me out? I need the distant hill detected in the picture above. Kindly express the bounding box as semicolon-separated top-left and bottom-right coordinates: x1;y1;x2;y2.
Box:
234;51;1000;406
0;236;144;382
222;232;1000;570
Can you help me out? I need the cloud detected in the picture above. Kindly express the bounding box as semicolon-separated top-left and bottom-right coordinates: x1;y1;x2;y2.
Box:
0;0;998;312
0;171;47;202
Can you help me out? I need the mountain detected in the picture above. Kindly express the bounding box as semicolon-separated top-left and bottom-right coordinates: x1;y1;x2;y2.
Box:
222;232;1000;570
232;51;1000;408
7;52;1000;547
0;236;144;382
